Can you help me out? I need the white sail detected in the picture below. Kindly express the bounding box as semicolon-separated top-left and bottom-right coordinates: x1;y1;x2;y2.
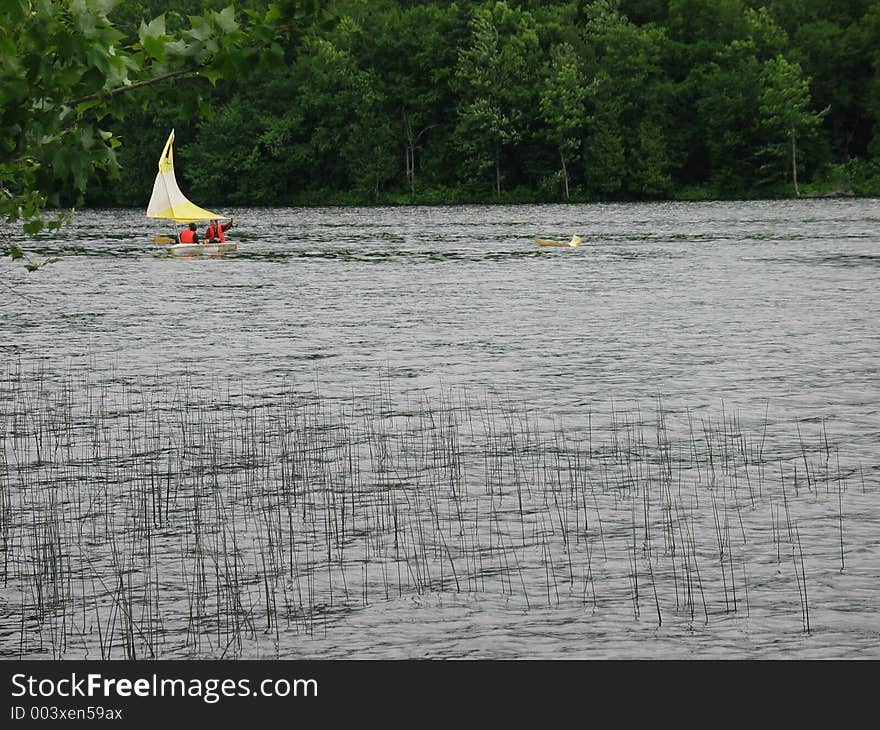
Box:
146;130;226;222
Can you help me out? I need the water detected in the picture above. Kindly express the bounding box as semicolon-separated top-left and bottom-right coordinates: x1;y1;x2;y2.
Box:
1;199;879;659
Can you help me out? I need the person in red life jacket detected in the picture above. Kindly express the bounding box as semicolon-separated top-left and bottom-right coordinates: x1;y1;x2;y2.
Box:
205;217;234;242
178;223;200;244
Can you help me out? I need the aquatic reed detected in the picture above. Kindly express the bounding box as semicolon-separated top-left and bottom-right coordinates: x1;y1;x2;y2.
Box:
0;361;871;657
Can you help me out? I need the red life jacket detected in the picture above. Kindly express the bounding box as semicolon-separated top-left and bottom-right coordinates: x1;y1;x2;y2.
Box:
208;223;226;242
180;229;197;243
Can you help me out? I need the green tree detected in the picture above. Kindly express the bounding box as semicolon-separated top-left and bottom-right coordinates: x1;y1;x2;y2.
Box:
290;37;396;195
667;0;748;49
5;0;877;212
744;6;789;59
864;3;880;165
0;0;323;244
631;118;673;196
186;102;269;204
583;95;626;196
455;1;541;195
757;53;827;195
686;40;764;193
455;98;519;194
792;18;871;161
336;1;462;195
539;43;587;199
188;34;396;201
580;0;671;197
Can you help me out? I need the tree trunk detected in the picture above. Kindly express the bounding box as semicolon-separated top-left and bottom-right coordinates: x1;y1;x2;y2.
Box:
560;148;570;200
403;112;415;195
791;131;800;197
404;145;414;195
404;119;434;197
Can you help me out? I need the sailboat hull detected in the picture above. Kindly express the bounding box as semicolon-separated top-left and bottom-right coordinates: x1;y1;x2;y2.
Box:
166;242;237;256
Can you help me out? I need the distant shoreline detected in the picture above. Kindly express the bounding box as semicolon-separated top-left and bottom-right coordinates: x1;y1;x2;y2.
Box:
74;190;877;212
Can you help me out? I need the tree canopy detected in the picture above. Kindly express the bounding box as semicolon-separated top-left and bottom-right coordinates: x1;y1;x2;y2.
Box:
0;0;327;239
3;0;880;240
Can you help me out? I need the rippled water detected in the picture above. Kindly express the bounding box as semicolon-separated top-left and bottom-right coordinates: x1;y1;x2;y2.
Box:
2;199;879;659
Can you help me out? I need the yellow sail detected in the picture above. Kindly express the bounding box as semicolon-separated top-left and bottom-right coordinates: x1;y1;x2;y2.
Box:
146;130;227;223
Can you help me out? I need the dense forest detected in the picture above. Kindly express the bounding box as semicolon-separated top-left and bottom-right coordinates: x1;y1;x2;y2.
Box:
13;0;880;210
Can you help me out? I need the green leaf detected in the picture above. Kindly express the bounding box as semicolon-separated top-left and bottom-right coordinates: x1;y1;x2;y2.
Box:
203;67;222;85
23;219;44;235
76;98;102;116
187;17;213;43
138;15;167;46
143;35;167;60
215;6;239;34
164;39;191;57
10;243;24;260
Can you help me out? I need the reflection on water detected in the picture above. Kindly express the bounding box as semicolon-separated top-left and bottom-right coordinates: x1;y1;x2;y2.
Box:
1;198;878;658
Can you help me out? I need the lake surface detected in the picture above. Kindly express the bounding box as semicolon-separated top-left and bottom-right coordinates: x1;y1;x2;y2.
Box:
1;199;879;659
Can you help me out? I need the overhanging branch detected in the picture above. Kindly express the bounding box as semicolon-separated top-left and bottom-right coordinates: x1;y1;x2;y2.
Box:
69;66;197;106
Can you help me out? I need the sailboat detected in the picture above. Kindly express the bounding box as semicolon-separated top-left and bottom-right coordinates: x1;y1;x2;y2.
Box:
146;129;236;256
